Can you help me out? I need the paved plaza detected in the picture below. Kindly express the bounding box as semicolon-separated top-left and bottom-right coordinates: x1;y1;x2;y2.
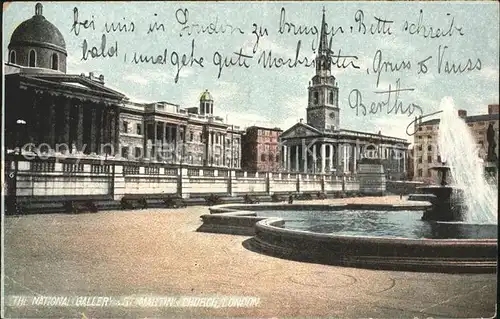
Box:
3;196;497;318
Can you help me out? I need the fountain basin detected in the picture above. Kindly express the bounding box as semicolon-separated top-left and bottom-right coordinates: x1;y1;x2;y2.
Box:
198;203;498;273
416;186;466;222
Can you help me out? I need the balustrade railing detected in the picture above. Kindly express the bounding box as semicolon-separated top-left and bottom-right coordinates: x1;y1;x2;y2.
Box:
62;163;84;173
123;166;140;175
91;164;110;174
30;161;55;172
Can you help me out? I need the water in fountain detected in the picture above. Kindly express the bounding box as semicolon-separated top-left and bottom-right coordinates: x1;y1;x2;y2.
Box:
437;97;498;224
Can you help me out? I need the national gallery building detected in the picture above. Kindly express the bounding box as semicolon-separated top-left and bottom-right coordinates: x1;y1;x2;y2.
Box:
279;10;410;178
5;3;243;169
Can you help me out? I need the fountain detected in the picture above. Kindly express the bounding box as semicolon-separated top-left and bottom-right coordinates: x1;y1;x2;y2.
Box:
408;97;498;224
435;97;498;224
197;97;497;273
419;162;466;222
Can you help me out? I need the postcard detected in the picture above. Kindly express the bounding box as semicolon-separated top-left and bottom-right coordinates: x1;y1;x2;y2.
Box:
2;1;498;318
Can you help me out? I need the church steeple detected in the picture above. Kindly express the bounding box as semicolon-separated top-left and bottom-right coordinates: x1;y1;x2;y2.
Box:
318;7;329;57
306;8;340;132
316;7;331;75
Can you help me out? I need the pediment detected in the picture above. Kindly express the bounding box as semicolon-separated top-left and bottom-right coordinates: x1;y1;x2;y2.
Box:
25;73;126;99
280;122;321;139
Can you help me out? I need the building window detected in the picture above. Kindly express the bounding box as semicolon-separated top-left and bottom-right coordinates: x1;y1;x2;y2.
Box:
427;145;432;151
28;49;36;67
9;50;16;64
261;154;266;161
418;157;422;164
122;121;129;133
328;90;333;104
313;91;319;105
427;170;432;177
427;155;432;163
269;153;274;162
418;127;422;131
136;124;142;135
418;136;422;139
121;147;129;158
134;147;142;158
418;169;422;177
427;135;432;139
189;131;194;141
51;53;58;70
418;145;423;151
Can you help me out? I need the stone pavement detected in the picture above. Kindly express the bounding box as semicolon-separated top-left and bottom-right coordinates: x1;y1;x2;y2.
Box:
3;196;497;318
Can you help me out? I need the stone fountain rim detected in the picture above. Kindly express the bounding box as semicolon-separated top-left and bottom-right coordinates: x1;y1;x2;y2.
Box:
204;203;495;243
198;203;497;273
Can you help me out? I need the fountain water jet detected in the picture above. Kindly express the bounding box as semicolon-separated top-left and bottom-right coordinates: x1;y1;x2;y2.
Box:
436;97;498;224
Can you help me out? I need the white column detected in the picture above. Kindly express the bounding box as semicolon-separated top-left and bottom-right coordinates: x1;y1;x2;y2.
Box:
329;145;333;172
208;131;212;166
286;146;291;172
321;144;326;174
353;144;357;174
295;145;299;172
337;143;342;168
343;144;348;173
304;143;309;173
403;150;406;173
282;145;286;171
312;144;317;173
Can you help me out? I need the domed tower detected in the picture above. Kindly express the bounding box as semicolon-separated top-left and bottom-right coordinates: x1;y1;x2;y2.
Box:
199;89;214;116
8;3;67;73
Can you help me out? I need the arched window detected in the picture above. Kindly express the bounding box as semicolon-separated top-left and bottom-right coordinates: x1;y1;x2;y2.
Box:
28;50;36;67
9;50;16;64
261;154;266;162
51;53;58;70
313;92;319;105
328;90;334;104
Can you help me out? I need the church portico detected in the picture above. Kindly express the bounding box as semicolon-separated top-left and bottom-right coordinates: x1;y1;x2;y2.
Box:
278;8;410;179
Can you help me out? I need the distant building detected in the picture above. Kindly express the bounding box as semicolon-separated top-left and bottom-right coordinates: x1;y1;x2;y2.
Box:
5;3;244;170
412;106;499;182
279;9;409;177
5;3;124;155
241;126;283;172
407;146;415;180
488;104;499;115
119;90;244;168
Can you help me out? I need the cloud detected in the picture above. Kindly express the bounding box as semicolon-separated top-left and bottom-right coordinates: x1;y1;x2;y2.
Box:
124;74;149;85
371;116;413;140
477;66;499;81
225;111;273;129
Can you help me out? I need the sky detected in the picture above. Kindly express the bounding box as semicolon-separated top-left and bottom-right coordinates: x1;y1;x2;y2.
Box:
3;1;499;141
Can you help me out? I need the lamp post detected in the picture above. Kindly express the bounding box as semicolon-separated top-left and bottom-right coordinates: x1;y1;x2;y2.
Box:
9;119;27;214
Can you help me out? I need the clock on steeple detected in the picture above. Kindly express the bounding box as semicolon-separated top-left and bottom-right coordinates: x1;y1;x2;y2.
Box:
306;8;340;132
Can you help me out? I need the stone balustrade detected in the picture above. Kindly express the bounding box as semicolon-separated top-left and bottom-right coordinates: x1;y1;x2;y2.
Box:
4;155;374;205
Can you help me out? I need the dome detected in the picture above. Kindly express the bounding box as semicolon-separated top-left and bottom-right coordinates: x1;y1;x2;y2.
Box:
199;89;213;101
8;3;67;55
